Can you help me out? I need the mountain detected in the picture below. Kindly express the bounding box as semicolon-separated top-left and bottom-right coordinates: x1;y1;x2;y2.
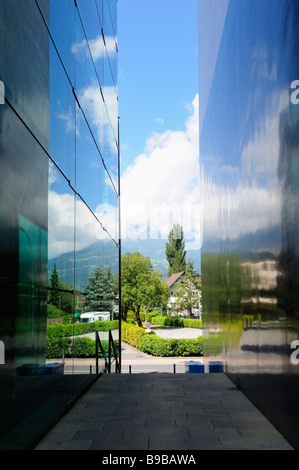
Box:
48;239;119;292
48;238;201;291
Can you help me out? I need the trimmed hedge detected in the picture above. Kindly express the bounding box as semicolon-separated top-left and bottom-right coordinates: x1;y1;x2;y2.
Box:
121;321;203;357
47;320;119;339
182;318;202;329
46;319;202;359
46;335;113;359
46;320;119;359
150;316;202;329
141;335;203;357
121;322;147;350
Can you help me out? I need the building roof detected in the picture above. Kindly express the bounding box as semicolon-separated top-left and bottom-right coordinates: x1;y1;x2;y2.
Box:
166;271;185;288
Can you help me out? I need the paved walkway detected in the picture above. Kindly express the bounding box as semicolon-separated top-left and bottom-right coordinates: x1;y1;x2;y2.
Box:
35;339;294;451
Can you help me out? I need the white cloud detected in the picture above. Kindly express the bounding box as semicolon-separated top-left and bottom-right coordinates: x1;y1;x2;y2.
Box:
71;35;117;62
47;94;201;258
78;84;118;153
121;94;201;245
55;105;79;136
48;190;113;259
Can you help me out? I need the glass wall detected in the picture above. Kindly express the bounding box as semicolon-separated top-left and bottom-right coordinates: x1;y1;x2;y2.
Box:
0;0;119;450
199;0;299;449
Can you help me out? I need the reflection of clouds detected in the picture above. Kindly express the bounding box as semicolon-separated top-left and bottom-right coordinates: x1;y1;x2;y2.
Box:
47;28;119;260
48;190;75;259
71;35;117;62
201;90;288;243
78;84;118;153
48;162;59;186
241;89;288;184
55;105;80;136
48;189;115;259
251;46;278;81
201;177;281;242
71;30;118;165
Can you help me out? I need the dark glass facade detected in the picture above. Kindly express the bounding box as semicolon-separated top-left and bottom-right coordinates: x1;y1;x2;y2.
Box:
199;0;299;449
0;0;119;449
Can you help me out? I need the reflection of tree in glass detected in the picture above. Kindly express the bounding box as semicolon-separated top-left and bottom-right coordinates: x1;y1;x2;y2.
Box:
49;264;77;317
50;263;60;308
84;266;115;314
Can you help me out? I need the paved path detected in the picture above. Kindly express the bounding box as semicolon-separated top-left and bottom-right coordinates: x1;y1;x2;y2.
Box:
151;327;202;339
35;372;293;451
35;333;294;451
120;340;204;374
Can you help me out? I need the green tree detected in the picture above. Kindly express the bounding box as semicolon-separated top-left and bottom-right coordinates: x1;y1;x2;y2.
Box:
50;263;60;308
59;281;74;314
121;252;169;327
84;266;115;313
165;223;186;277
174;260;201;318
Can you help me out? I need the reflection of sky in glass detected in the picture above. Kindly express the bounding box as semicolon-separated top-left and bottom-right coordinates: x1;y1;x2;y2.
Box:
47;1;119;259
199;0;297;252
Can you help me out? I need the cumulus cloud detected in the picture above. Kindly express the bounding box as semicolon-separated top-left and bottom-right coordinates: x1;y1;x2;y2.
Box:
121;94;202;246
48;93;202;258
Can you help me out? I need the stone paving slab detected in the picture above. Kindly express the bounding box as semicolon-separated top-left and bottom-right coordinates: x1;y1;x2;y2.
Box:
35;373;293;451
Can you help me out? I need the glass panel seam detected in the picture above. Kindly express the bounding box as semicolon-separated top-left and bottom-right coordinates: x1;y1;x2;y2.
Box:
75;1;119;150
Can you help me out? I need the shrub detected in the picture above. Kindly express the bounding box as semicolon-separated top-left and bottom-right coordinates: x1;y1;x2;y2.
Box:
149;316;202;329
182;318;202;329
121;322;148;350
47;320;119;339
46;321;119;358
141;335;177;356
140;335;203;357
69;337;96;358
150;316;184;327
176;338;203;356
145;311;161;322
46;334;119;359
46;333;71;359
165;317;184;327
47;304;64;318
121;321;203;357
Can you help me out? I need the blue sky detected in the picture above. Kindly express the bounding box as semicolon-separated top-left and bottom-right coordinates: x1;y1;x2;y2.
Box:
117;1;201;248
47;1;200;259
118;0;199;172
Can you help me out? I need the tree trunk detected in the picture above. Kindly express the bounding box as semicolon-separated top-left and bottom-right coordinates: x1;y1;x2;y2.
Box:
135;306;143;328
122;306;128;322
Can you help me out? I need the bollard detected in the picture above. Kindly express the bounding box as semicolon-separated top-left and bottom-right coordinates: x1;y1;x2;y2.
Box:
173;364;176;374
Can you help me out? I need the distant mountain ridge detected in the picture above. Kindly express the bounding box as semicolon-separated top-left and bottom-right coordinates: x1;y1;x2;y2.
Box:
48;238;201;290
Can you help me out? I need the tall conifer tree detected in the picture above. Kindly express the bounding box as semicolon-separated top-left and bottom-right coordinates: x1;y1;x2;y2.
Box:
50;263;60;308
165;223;186;277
